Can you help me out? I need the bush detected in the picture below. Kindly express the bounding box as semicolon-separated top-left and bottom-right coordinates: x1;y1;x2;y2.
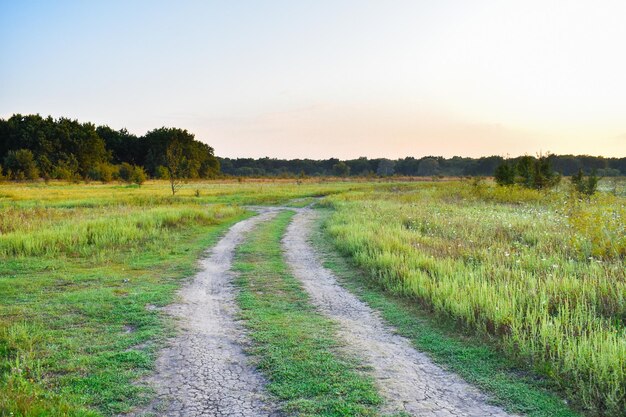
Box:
495;154;560;190
119;163;146;185
155;165;170;179
570;169;598;196
3;149;39;180
52;158;80;182
87;163;119;183
494;162;516;186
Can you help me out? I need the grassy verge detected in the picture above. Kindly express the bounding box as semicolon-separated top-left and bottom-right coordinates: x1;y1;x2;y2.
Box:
233;211;382;417
0;206;251;416
313;208;581;417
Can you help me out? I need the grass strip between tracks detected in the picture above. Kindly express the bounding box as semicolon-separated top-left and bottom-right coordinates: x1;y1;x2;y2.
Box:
234;210;383;417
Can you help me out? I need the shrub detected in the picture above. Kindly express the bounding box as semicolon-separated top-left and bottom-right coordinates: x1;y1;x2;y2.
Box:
87;163;118;183
155;165;170;179
119;163;146;185
3;149;39;180
494;162;516;186
495;154;560;190
570;169;598;196
52;158;80;182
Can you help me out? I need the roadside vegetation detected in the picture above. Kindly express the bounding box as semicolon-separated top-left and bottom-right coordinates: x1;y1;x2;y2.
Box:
0;180;374;416
322;180;625;415
313;209;580;417
0;200;247;415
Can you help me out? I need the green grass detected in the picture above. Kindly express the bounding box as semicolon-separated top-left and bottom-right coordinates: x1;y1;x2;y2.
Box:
313;208;582;417
2;179;623;416
0;179;400;415
321;181;625;416
233;211;382;417
0;202;251;416
0;179;381;209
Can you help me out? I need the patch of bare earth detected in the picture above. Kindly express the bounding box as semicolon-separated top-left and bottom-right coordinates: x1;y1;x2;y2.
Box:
132;210;283;417
282;208;518;417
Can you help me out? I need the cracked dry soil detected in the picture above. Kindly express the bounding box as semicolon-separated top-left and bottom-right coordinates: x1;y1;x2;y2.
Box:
283;208;518;417
136;209;283;417
135;206;519;417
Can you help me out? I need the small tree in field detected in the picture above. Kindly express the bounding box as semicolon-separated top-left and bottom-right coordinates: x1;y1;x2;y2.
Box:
494;161;516;186
571;169;599;196
165;140;185;195
494;153;560;190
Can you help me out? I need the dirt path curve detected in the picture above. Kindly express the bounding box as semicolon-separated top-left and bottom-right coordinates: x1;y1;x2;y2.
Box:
283;208;517;417
141;208;284;417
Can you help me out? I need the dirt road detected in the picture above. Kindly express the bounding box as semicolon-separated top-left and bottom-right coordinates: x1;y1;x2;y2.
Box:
282;208;516;417
139;209;283;417
136;206;518;417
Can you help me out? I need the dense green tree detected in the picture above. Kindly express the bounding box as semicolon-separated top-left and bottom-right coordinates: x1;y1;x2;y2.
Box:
532;154;561;189
3;149;39;180
376;159;395;176
346;157;374;176
494;161;516;186
96;126;141;164
495;154;560;189
119;163;146;185
571;169;599;196
463;156;504;176
88;162;118;183
515;155;535;187
142;127;219;179
332;161;350;176
417;157;440;176
395;157;420;175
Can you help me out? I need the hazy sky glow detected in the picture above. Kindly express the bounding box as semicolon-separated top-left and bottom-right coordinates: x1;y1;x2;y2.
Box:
1;1;625;158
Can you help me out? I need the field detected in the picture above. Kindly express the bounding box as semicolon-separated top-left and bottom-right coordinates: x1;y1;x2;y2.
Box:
0;180;371;415
0;179;624;416
323;181;625;415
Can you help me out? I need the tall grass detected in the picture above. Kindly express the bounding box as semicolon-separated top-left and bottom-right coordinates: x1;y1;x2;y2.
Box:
324;182;626;416
0;206;239;257
0;179;383;415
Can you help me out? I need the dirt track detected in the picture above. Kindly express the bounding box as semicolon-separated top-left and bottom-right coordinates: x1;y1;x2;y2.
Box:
138;209;282;417
282;208;516;417
136;206;518;417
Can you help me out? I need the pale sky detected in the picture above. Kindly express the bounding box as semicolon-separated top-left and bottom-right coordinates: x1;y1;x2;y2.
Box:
1;1;625;159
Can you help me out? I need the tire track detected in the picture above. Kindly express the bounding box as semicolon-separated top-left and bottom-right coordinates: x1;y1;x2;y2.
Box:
136;209;284;417
282;208;518;417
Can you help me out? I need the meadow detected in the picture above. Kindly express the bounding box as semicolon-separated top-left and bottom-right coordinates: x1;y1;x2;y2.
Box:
0;178;624;416
0;180;373;416
323;180;625;415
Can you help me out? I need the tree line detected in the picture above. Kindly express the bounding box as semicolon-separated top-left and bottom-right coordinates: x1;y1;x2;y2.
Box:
220;154;625;178
1;114;624;182
0;114;219;182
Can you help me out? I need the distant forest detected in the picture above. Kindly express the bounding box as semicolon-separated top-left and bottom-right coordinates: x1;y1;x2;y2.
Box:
0;114;219;181
221;155;625;178
1;114;624;181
